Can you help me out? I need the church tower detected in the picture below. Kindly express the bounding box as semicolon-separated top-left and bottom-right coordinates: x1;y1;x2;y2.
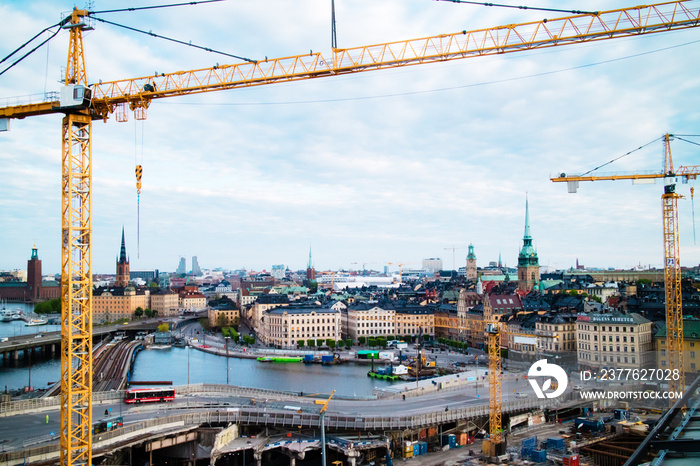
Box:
466;244;477;280
115;228;130;287
517;195;539;292
305;246;316;280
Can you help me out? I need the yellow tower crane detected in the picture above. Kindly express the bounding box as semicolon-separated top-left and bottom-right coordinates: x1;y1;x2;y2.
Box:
433;314;536;455
1;3;700;466
551;133;699;400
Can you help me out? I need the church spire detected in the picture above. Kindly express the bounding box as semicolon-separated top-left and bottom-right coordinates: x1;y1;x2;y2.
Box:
119;226;128;263
524;193;532;240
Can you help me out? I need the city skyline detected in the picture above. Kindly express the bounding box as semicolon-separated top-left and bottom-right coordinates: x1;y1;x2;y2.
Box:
1;0;700;274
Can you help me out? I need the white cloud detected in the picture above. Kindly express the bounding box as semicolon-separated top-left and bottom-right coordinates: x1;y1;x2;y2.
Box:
1;0;699;274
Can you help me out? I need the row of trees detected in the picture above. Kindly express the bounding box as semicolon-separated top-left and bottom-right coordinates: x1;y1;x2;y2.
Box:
297;339;352;349
437;337;469;351
134;307;158;318
221;326;255;346
34;298;60;314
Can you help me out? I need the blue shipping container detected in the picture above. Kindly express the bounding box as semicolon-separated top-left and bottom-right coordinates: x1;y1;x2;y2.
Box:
522;436;537;450
303;355;314;362
413;443;421;456
321;355;334;362
547;437;566;452
530;449;547;463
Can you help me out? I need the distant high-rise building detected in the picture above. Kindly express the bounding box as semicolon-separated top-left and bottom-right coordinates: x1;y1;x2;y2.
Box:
517;195;540;292
176;257;186;275
422;258;443;273
466;244;477;280
306;247;315;280
192;256;202;276
115;227;130;287
271;264;286;280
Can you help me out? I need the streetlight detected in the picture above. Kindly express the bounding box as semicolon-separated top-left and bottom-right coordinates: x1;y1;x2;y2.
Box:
314;391;336;466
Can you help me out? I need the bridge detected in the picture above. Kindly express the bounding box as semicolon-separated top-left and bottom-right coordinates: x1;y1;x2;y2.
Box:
0;383;567;465
0;318;182;362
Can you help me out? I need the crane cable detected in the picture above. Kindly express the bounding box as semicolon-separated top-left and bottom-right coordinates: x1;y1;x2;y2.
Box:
434;0;598;16
89;0;227;14
135;121;144;259
692;187;697;245
579;136;664;177
0;20;65;77
89;15;256;63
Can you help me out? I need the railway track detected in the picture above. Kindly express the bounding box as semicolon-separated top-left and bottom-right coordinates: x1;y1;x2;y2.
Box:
44;339;141;396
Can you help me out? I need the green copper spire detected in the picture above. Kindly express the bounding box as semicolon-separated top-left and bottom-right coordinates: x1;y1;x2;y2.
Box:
524;193;532;240
518;194;538;266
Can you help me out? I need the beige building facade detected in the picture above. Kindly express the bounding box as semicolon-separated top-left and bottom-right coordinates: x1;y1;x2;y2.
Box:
261;306;342;348
92;286;150;322
577;312;653;370
346;304;396;340
150;290;179;316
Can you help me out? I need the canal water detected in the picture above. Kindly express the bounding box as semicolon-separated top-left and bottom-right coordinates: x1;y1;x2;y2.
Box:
0;306;394;396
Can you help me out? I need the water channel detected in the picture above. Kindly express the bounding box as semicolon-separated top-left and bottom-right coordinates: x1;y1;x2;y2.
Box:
0;305;394;397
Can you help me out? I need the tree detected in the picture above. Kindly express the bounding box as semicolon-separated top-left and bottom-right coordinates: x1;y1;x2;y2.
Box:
345;339;352;348
378;339;387;349
326;339;336;349
368;338;377;347
143;308;153;318
216;313;230;329
134;308;143;318
157;323;169;333
148;282;159;289
358;336;366;345
422;334;430;342
200;318;211;332
307;339;316;347
297;339;305;348
308;280;318;294
34;298;60;314
336;340;344;349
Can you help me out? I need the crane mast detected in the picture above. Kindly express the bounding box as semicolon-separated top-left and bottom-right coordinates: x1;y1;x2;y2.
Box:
662;135;685;397
60;9;94;466
1;3;700;465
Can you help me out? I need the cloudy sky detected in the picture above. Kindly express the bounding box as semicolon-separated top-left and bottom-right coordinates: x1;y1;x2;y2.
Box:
1;0;700;276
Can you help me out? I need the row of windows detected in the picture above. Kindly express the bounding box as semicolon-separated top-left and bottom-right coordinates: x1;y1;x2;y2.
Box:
579;352;637;364
660;350;697;358
579;343;636;353
578;324;642;333
579;333;637;343
289;318;337;324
